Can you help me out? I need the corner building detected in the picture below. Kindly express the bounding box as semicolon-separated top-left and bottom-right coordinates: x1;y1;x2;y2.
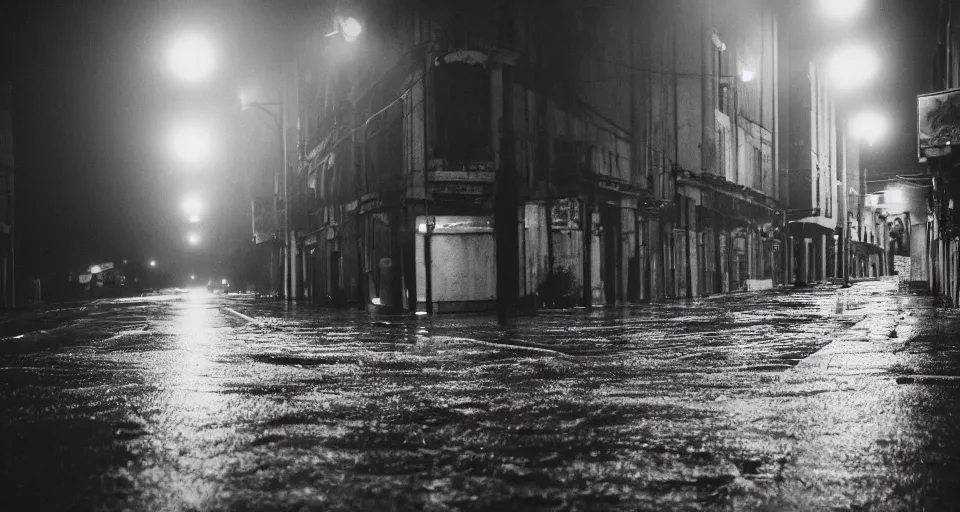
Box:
285;0;837;312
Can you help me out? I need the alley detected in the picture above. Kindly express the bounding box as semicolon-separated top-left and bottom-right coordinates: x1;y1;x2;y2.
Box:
1;281;959;511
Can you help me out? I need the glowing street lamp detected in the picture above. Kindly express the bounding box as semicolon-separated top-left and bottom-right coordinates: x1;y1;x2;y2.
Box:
187;232;201;246
149;260;157;268
819;0;867;20
850;111;888;146
168;33;216;84
170;124;212;166
326;16;363;42
182;194;205;217
828;45;879;91
339;17;363;42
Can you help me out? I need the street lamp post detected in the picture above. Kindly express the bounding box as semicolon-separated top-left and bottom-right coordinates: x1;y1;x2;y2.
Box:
167;33;216;85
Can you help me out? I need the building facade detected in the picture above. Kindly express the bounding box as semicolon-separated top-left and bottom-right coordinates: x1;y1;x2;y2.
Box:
918;0;960;307
256;0;878;312
288;0;645;311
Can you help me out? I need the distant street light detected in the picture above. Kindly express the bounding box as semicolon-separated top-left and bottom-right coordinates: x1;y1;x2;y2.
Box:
182;194;206;217
828;45;879;91
168;33;216;84
190;275;196;280
187;232;201;246
819;0;867;19
850;111;888;146
149;260;157;267
188;215;201;224
170;124;212;166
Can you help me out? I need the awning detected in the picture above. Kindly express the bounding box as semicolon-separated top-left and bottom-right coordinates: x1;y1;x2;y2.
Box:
675;169;781;214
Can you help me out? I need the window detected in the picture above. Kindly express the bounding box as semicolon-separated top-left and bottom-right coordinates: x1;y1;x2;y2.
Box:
837;134;845;180
434;62;492;169
816;167;821;212
719;81;730;113
717;49;725;109
716;112;732;180
738;60;760;122
752;147;763;190
825;167;833;219
717;129;727;177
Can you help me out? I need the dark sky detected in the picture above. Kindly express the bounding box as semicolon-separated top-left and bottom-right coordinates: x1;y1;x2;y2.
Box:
1;0;301;286
862;0;939;183
0;0;941;286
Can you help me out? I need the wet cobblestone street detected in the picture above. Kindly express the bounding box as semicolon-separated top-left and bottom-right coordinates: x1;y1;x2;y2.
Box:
2;280;959;511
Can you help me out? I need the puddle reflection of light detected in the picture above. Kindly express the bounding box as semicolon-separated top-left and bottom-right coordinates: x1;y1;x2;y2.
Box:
179;304;216;338
133;293;228;509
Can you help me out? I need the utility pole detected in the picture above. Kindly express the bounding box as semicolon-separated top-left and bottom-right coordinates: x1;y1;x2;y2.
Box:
281;61;298;302
496;0;519;326
280;71;291;301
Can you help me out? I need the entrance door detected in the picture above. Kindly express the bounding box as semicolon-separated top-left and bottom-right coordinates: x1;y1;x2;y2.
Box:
329;250;341;305
732;231;748;291
600;206;621;305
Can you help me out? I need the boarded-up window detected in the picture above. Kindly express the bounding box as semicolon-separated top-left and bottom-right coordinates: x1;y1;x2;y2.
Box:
434;62;491;170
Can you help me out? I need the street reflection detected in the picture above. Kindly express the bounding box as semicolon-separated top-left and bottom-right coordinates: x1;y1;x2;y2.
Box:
125;293;231;509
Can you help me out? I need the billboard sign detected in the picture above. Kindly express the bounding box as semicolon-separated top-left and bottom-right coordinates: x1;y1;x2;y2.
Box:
918;88;960;159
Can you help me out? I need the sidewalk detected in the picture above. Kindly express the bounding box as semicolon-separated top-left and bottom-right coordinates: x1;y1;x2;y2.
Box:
0;300;95;339
723;281;960;510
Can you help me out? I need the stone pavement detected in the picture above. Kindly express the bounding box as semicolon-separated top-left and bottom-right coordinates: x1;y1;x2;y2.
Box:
2;281;960;511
